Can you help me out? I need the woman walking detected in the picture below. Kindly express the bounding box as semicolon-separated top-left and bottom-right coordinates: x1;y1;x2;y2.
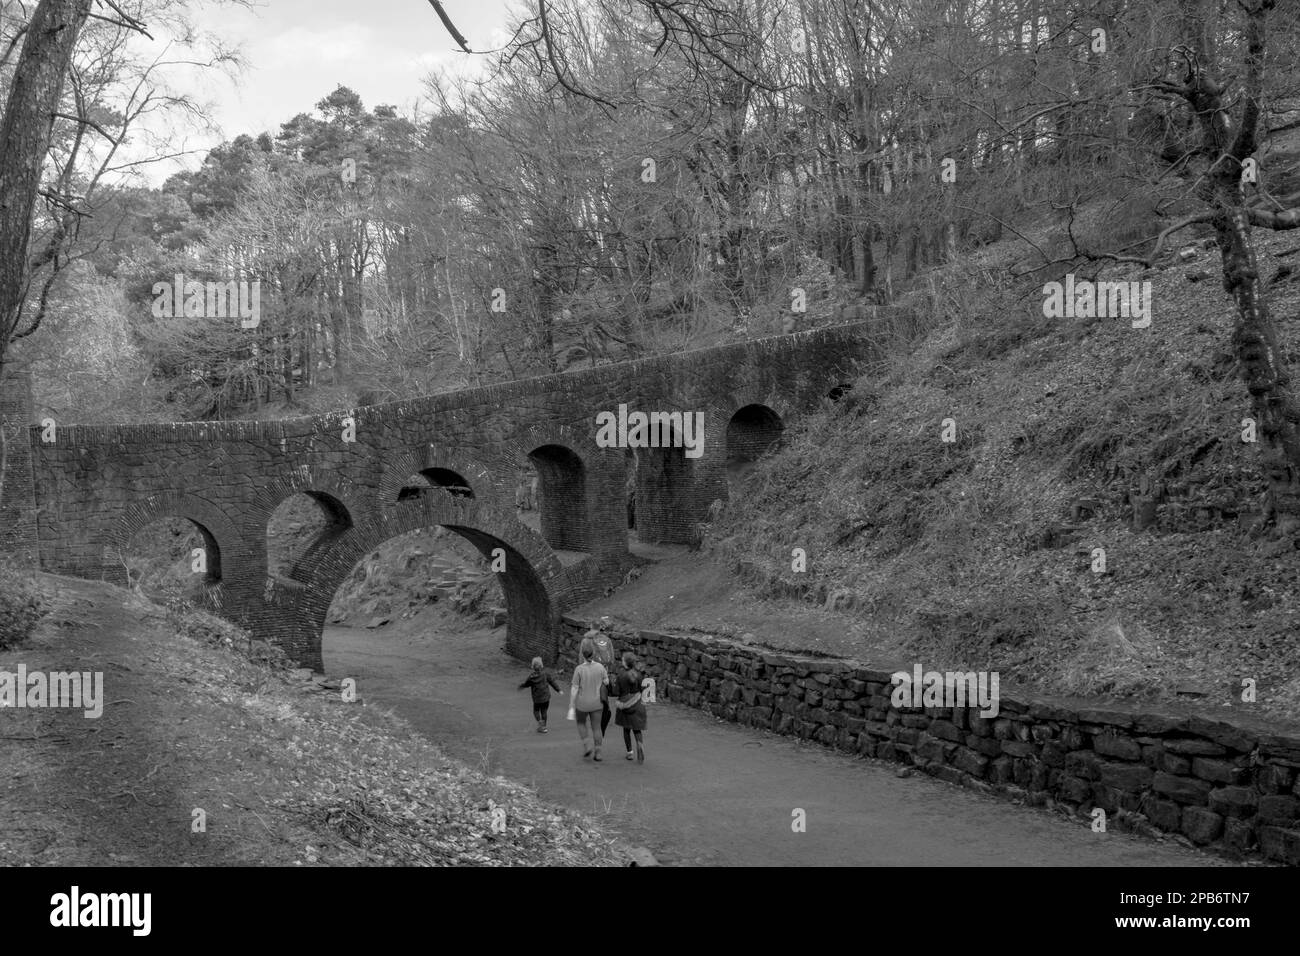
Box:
613;651;647;763
569;637;609;761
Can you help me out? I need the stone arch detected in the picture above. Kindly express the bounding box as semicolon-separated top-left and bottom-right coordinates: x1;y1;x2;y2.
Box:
726;403;785;464
378;447;497;505
634;441;695;543
105;492;243;602
504;424;598;554
252;468;369;528
395;467;475;501
526;444;590;551
256;472;361;583
723;403;785;495
719;387;795;426
291;496;567;668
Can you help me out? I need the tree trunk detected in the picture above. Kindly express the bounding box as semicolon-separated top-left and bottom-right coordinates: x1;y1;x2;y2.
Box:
0;0;94;371
1187;0;1300;535
0;0;95;507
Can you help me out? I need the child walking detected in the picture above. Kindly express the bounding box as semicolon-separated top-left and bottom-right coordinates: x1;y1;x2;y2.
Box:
519;657;562;733
613;651;648;763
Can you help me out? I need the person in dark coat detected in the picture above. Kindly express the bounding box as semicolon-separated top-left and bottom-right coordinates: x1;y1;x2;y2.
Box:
519;656;562;733
612;651;648;763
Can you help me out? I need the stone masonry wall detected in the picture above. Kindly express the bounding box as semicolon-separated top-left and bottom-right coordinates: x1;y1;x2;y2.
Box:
558;616;1300;865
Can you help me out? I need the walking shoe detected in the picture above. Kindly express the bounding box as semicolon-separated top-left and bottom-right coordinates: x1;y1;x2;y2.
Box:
583;746;593;759
626;751;635;760
593;750;603;762
540;727;549;733
636;743;645;764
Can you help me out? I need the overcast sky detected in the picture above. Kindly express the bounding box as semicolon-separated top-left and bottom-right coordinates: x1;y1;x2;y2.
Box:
138;0;518;182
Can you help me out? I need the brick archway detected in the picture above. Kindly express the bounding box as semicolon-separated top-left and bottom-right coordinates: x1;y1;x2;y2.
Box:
105;491;246;607
283;495;570;669
378;446;500;505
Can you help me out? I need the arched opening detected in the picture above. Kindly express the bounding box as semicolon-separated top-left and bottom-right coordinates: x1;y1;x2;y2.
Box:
122;516;221;601
316;523;557;677
525;444;590;552
325;525;502;628
267;491;352;580
636;443;693;544
397;467;474;502
726;404;784;491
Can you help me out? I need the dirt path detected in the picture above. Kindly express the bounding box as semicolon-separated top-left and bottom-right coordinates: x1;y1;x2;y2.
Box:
325;617;1226;867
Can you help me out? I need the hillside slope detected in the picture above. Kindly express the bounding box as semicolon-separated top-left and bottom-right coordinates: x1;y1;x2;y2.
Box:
709;226;1300;722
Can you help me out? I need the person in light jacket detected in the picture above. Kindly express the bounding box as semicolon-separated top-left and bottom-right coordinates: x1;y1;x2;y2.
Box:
570;637;609;761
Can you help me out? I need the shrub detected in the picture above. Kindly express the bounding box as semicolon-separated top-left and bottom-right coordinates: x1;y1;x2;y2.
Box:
0;559;48;649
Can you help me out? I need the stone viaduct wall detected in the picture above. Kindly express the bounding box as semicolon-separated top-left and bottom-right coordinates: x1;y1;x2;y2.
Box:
0;320;885;669
557;618;1300;864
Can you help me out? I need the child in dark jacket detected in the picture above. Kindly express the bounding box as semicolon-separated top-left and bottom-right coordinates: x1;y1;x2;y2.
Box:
519;657;563;733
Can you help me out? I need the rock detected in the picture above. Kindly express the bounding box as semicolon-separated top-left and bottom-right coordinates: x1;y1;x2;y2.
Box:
1181;806;1224;845
290;668;315;681
1257;794;1300;825
1191;757;1247;784
1065;751;1102;781
1178;246;1197;261
1145;797;1182;832
1208;786;1258;819
1098;761;1154;791
1155;751;1191;775
1258;826;1300;865
929;720;962;742
1152;771;1213;805
626;846;659;867
1164;738;1226;756
1059;775;1092;803
952;748;989;777
1093;734;1142;761
1223;816;1255;852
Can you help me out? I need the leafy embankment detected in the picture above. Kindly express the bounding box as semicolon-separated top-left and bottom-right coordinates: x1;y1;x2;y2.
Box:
0;557;47;649
0;575;624;866
711;227;1300;721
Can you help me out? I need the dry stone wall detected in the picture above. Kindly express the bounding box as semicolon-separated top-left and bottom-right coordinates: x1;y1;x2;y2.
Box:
559;617;1300;864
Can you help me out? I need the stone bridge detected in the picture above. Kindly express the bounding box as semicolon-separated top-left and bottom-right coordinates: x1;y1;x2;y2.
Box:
0;322;882;669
